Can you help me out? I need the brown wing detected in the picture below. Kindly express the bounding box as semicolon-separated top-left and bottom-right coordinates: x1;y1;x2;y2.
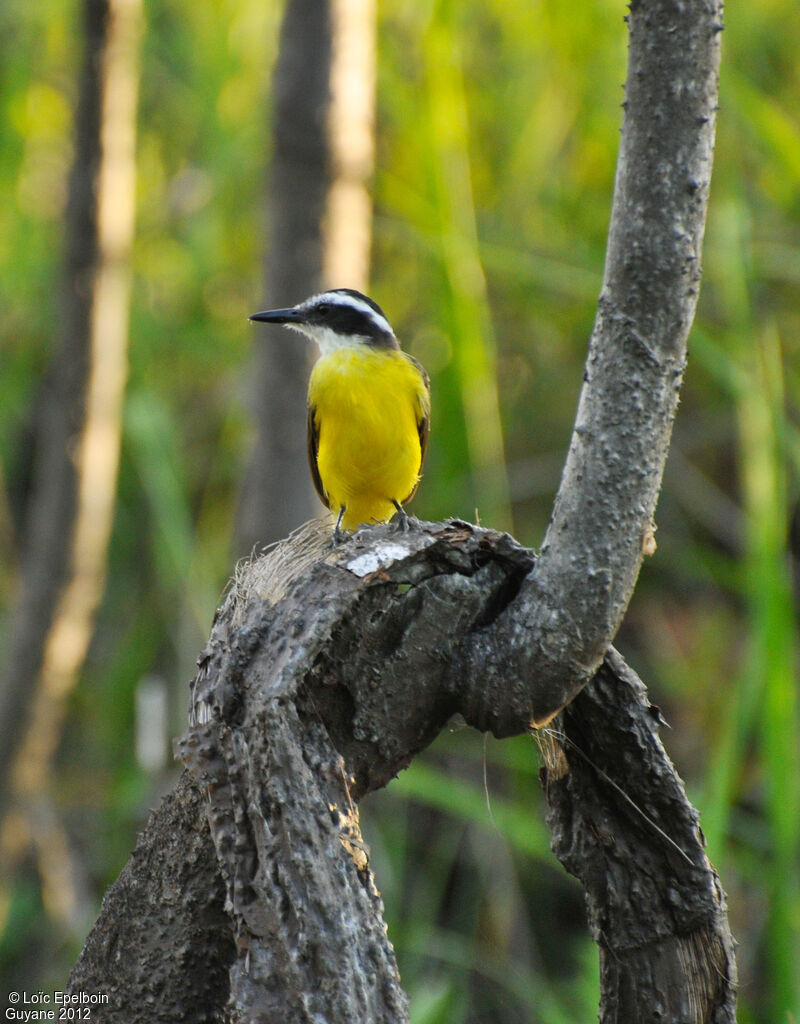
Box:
401;354;431;505
307;404;329;509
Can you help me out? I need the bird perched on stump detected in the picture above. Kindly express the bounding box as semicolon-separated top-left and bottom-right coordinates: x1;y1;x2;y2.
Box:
250;289;430;536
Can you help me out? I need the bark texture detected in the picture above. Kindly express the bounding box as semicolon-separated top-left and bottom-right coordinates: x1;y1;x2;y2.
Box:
68;771;233;1022
461;0;723;732
70;520;736;1023
546;649;736;1022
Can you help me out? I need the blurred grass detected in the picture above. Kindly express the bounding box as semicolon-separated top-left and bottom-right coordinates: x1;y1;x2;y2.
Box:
418;0;512;532
389;744;551;864
1;0;800;1019
125;391;227;642
363;732;598;1023
695;197;800;1019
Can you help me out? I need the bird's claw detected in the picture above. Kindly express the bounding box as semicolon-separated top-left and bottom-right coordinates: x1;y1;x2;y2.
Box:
391;503;416;532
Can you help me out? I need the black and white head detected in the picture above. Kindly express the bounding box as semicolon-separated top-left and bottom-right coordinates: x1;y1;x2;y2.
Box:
249;288;399;355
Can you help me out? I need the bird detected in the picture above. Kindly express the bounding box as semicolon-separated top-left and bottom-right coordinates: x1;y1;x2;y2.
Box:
249;288;430;536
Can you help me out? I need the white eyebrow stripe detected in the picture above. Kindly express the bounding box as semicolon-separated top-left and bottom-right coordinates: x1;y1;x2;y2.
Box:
306;291;393;336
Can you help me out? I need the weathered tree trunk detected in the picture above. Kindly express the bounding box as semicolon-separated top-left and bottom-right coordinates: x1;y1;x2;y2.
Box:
69;521;736;1022
68;771;233;1021
547;650;736;1022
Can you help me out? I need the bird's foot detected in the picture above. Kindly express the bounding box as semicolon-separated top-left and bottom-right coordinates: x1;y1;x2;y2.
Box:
390;502;416;532
330;524;349;548
330;506;348;546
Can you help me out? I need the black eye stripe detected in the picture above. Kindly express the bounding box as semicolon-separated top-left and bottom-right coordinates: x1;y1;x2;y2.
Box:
318;306;375;335
305;298;398;349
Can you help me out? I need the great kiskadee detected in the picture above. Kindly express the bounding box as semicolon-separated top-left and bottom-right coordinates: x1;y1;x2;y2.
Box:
249;289;431;534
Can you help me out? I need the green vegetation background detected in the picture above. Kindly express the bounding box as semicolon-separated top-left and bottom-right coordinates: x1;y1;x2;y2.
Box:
1;0;799;1020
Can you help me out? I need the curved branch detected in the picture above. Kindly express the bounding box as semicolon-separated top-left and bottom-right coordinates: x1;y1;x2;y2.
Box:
70;521;735;1021
461;0;723;734
545;649;736;1022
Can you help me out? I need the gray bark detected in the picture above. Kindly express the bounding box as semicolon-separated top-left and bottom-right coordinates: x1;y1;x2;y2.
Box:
460;0;723;733
548;648;736;1022
68;771;233;1021
69;521;736;1022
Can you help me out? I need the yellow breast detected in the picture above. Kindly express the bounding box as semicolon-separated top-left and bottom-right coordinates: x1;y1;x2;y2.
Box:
308;346;429;530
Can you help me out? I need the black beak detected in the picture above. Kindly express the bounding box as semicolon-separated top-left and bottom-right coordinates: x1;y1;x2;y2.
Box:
249;307;303;325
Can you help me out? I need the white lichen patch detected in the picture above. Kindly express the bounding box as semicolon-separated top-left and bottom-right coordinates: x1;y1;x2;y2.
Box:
346;543;412;577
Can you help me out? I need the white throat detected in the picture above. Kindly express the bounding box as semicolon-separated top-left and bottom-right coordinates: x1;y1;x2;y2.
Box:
290;323;371;356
